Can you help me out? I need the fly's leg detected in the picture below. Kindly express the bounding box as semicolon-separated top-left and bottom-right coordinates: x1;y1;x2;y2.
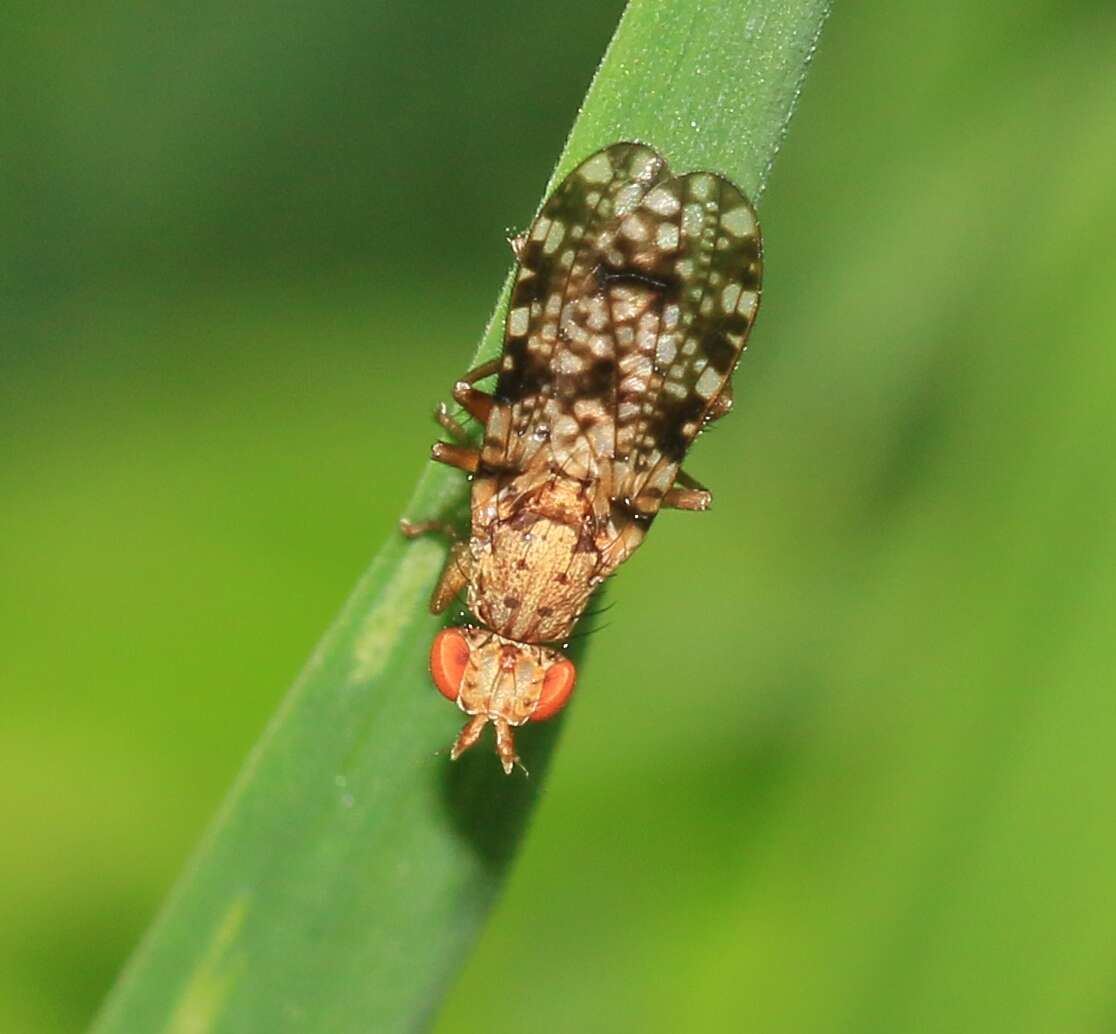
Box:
430;442;480;472
663;469;713;512
663;388;734;512
428;541;473;612
435;403;471;443
451;385;492;425
427;357;500;467
404;358;500;607
450;357;499;424
399;518;459;541
508;231;529;262
399;520;473;614
461;357;501;384
653;388;734;512
704;384;734;425
433;355;500;437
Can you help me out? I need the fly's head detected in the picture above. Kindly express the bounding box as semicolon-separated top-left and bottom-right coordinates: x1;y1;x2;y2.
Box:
428;626;576;774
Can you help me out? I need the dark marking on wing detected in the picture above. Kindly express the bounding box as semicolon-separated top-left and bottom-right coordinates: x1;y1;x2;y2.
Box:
482;142;762;521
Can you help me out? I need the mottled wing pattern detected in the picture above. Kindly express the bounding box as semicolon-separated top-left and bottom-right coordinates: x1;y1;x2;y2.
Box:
617;167;762;516
484;142;762;519
485;143;668;499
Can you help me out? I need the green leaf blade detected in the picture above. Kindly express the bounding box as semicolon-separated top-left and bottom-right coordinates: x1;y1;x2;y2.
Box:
569;0;831;201
90;2;831;1032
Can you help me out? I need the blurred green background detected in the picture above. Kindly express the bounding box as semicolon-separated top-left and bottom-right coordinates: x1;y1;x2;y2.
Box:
4;1;1116;1032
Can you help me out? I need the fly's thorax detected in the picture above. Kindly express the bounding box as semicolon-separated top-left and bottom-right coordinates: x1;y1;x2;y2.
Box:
469;511;599;642
463;471;601;642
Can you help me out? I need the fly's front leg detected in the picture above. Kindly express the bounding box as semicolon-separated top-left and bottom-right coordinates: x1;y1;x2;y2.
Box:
428;541;474;613
663;469;713;511
399;521;474;614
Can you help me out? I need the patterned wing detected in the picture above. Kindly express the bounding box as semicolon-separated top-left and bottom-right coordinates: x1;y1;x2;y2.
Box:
482;143;762;519
614;167;762;516
483;143;667;493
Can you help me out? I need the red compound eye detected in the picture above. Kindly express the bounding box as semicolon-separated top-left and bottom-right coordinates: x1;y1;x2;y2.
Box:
531;659;577;722
430;628;470;703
